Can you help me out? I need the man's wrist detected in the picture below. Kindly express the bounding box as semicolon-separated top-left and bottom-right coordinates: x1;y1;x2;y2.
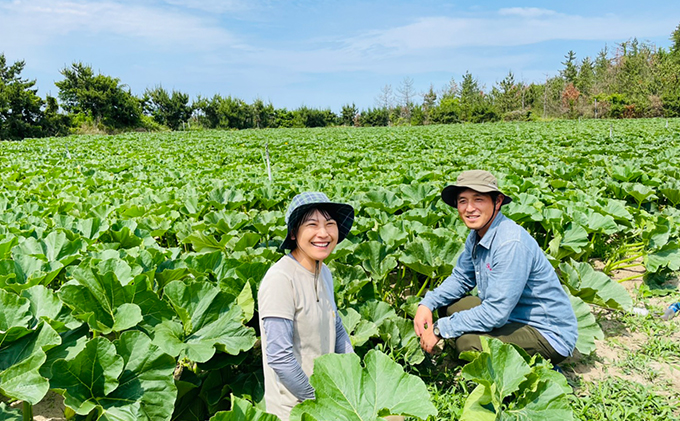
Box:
432;320;441;338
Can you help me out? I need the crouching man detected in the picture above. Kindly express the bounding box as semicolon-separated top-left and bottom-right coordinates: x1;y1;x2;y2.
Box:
414;170;577;364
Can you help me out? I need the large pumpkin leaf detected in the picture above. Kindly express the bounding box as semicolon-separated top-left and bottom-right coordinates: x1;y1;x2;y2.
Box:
569;293;604;356
50;337;124;415
12;231;84;266
361;189;405;213
559;259;632;311
153;280;257;363
99;331;177;421
51;332;177;421
501;379;574;420
21;285;81;332
645;242;680;273
339;307;379;347
0;255;63;293
353;241;397;282
399;233;460;279
290;350;437;421
379;317;425;365
460;384;495;421
0;319;60;404
58;267;143;334
461;338;573;421
461;339;532;409
548;222;589;260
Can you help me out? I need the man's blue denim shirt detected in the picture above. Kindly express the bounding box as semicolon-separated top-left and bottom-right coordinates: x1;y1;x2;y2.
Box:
420;212;578;357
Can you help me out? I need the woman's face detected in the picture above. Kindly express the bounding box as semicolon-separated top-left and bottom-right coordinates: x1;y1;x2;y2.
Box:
291;209;339;267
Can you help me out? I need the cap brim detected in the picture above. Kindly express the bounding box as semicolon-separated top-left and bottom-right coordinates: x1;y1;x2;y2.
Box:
441;185;512;207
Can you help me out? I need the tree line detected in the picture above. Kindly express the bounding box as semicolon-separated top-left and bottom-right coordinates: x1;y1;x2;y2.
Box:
2;24;680;140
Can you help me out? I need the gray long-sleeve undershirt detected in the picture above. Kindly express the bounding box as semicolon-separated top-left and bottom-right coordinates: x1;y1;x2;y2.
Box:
263;315;353;401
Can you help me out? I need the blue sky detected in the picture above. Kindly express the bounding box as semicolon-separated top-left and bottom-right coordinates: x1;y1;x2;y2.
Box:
1;0;679;113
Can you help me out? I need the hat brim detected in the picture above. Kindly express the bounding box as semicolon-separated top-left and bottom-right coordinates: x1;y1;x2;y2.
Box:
280;202;354;250
441;184;512;208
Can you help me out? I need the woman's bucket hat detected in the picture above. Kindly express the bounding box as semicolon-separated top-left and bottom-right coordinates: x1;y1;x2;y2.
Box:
441;170;512;207
281;192;354;250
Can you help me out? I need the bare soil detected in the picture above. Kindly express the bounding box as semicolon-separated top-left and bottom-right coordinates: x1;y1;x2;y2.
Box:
564;259;680;395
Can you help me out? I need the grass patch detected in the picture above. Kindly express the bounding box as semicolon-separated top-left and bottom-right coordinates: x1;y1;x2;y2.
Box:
571;378;679;421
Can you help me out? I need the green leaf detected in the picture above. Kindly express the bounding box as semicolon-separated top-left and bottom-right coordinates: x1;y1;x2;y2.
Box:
659;181;680;206
210;395;280;421
354;241;397;281
399;183;438;206
13;231;84;265
0;321;61;404
75;217;109;240
41;324;90;379
362;189;405;213
568;294;604;356
379;317;425;365
58;267;143;334
559;259;633;311
583;213;619;235
642;216;670;251
399;234;461;279
461;338;532;408
339;308;379;347
250;211;284;236
357;300;397;327
549;223;589;260
0;288;33;343
461;338;574;420
51;337;124;415
21;285;81;332
182;231;226;253
51;332;177;421
0;235;18;259
208;187;249;210
611;165;643;182
623;182;657;205
645;242;680;273
98;331;177;421
290;350;437;421
0;402;22;420
154;280;256;363
237;281;255;323
460;384;495;421
374;223;409;250
0;255;63;293
502;380;574;420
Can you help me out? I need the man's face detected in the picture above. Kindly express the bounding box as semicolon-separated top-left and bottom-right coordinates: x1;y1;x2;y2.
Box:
456;189;501;237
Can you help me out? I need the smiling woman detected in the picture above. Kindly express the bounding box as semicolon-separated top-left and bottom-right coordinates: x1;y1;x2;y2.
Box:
257;192;355;421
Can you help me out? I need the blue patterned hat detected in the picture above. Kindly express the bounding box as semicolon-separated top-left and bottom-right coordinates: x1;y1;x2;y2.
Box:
281;192;354;250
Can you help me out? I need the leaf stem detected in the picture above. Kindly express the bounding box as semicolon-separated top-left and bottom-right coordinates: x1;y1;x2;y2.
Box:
22;402;32;421
617;274;643;283
415;277;430;297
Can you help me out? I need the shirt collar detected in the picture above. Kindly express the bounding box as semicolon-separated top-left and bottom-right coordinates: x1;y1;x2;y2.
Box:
477;211;507;250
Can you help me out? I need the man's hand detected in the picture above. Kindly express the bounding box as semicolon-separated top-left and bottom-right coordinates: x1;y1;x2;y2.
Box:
413;305;433;338
419;325;440;354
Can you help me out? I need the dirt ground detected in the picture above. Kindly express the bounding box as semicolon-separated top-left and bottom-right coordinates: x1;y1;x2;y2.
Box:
3;391;66;421
564;260;680;394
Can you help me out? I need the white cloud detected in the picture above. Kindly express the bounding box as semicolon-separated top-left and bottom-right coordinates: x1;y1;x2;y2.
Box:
0;0;240;53
341;11;676;54
498;7;558;18
160;0;251;14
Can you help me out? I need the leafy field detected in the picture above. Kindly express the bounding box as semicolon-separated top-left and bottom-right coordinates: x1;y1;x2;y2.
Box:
1;119;679;420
